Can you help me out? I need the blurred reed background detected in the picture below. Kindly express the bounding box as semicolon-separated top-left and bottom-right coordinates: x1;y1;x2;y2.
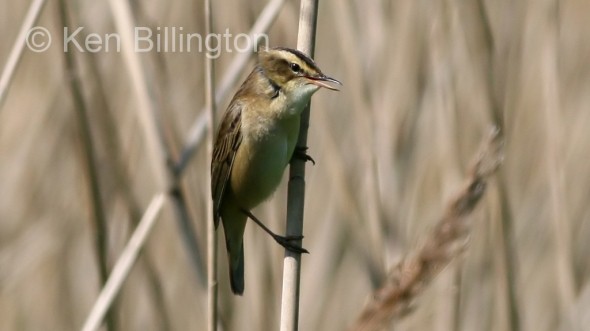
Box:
1;0;589;330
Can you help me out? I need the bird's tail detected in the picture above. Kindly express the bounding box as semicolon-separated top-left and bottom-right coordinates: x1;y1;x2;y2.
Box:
220;202;247;295
226;240;244;295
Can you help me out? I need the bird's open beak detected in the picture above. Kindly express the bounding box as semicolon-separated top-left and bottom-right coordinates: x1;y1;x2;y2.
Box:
305;74;342;91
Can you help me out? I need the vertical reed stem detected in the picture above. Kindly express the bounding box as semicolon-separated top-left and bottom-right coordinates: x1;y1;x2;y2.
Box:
204;0;218;329
280;1;319;330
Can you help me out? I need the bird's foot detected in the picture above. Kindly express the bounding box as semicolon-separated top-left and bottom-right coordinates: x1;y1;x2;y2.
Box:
272;234;309;254
241;208;310;254
292;146;315;165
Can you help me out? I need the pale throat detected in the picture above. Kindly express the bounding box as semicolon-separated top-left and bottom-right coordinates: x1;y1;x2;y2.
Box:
244;83;318;140
283;84;319;117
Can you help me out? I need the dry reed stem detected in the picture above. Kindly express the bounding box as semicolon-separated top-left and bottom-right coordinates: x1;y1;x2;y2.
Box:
78;2;206;329
332;0;387;282
4;0;588;330
472;1;522;328
204;0;218;329
111;0;209;291
0;0;47;111
175;0;287;175
162;0;288;293
81;194;167;331
280;0;319;330
107;0;170;190
79;2;288;329
83;39;184;325
57;1;115;330
538;0;576;314
350;129;503;331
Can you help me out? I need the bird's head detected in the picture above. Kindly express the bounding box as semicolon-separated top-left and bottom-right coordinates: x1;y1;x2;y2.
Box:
257;47;341;99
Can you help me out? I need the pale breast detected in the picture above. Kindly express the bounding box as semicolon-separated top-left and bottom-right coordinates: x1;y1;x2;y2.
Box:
230;115;300;209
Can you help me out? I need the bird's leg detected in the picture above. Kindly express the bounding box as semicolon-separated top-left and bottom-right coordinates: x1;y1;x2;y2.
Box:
292;146;315;165
240;208;309;254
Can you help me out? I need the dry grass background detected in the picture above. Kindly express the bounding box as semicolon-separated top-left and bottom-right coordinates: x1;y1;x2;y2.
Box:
1;0;590;330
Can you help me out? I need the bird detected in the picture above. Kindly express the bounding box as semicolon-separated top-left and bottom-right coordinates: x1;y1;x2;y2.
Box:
211;46;341;295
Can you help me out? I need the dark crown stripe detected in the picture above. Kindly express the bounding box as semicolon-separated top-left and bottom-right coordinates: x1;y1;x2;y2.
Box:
273;47;320;73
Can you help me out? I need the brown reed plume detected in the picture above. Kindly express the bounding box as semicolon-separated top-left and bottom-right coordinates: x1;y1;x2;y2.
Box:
350;128;503;331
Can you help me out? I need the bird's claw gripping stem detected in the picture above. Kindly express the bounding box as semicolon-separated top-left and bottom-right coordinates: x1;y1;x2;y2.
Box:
241;208;309;254
272;234;309;254
293;146;315;165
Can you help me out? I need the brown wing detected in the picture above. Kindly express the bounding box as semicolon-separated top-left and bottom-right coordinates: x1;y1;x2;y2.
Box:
211;101;243;228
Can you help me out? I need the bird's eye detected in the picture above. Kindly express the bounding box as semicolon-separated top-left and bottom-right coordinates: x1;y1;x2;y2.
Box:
290;62;301;73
